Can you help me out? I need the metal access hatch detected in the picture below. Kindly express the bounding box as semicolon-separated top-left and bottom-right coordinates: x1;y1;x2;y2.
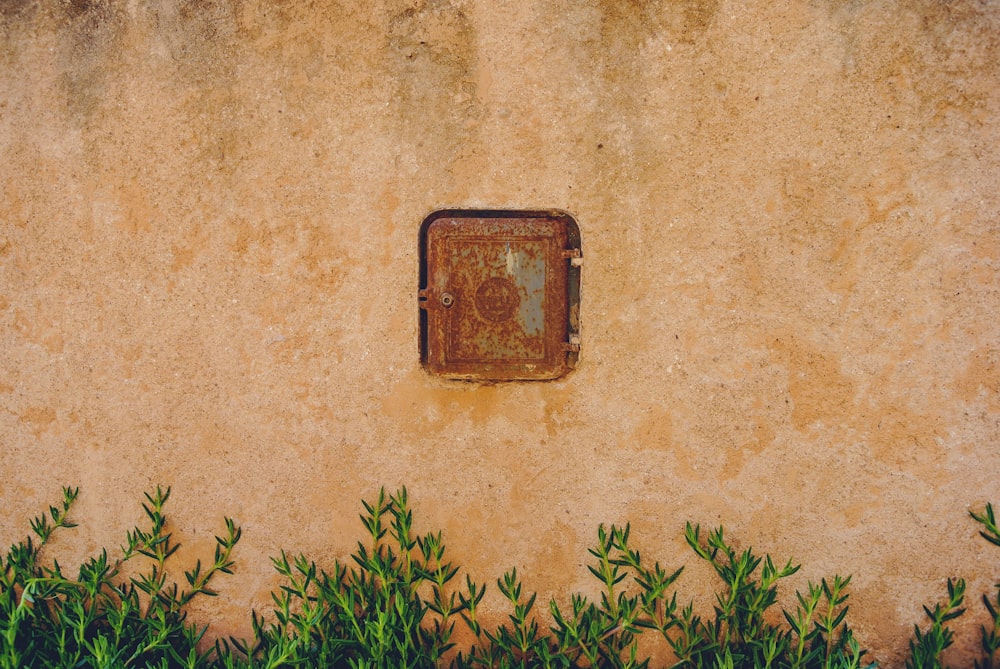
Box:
419;209;581;381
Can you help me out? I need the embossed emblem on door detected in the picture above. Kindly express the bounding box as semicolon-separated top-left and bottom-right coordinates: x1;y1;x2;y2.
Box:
475;277;520;322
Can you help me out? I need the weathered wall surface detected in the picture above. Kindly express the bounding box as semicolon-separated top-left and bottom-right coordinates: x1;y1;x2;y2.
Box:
1;0;998;664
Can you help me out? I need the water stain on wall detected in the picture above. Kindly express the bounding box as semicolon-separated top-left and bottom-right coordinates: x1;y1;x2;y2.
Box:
386;0;480;178
57;0;125;124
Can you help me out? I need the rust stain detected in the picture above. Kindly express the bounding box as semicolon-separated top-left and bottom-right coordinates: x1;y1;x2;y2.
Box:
381;368;507;433
13;306;65;354
769;332;856;432
955;346;1000;404
19;406;56;438
868;410;945;470
632;407;675;451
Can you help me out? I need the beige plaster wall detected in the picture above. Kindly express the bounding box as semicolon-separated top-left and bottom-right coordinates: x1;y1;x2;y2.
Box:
1;0;999;665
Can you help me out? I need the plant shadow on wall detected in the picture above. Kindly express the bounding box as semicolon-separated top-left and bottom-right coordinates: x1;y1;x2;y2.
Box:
0;487;998;669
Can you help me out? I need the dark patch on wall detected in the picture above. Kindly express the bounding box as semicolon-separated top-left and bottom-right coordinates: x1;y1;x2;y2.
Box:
57;0;125;124
65;0;98;19
912;0;999;123
0;0;36;23
152;0;241;77
831;0;999;130
679;0;719;41
0;0;36;81
595;0;664;55
597;0;718;52
385;0;480;169
585;1;691;184
149;0;244;177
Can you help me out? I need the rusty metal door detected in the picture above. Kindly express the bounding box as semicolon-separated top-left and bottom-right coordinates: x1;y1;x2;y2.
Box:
419;210;581;380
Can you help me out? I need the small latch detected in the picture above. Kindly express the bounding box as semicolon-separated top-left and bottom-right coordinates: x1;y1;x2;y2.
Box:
563;333;581;352
561;248;583;267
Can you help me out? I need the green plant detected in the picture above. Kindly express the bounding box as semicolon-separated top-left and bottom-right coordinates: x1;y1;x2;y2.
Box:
905;578;966;669
460;524;671;669
548;524;653;669
458;522;870;669
21;486;1000;669
971;504;1000;669
685;522;799;667
682;525;868;669
905;502;1000;669
227;487;483;669
0;485;240;669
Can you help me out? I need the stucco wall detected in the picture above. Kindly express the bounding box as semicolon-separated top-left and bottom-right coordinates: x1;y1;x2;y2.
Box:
1;0;998;665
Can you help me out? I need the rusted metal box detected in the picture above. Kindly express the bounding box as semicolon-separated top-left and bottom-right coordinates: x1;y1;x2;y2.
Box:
419;210;581;381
